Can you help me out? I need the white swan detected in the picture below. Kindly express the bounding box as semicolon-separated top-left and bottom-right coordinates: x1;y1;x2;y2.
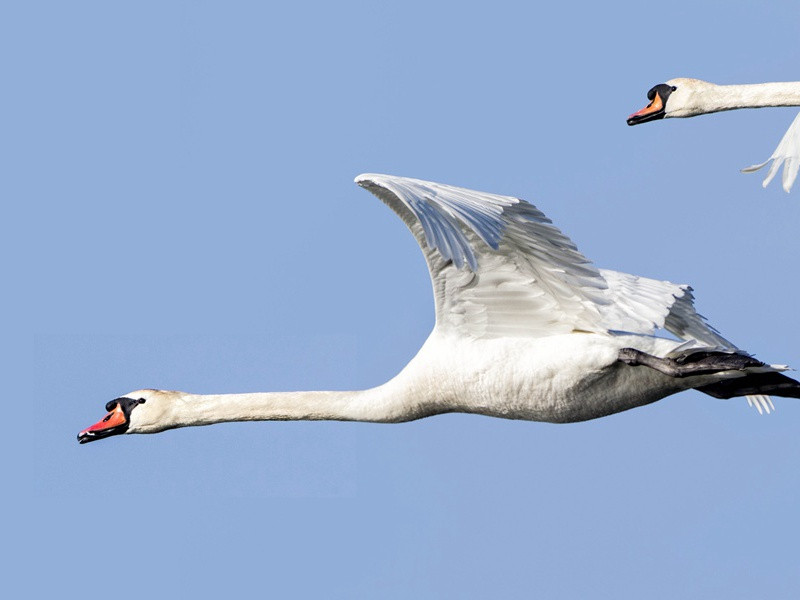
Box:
78;174;800;443
627;78;800;192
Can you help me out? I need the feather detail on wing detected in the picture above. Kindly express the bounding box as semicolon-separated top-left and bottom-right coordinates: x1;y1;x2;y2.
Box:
598;269;736;349
356;173;610;337
741;111;800;193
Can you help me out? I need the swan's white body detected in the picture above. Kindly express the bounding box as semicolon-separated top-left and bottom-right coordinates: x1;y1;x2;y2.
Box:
633;78;800;192
81;174;792;442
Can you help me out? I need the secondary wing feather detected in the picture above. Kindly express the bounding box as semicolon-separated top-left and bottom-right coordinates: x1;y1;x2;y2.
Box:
598;269;736;349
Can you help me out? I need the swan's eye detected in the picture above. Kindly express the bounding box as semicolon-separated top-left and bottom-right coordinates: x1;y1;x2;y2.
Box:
138;398;147;404
671;86;677;91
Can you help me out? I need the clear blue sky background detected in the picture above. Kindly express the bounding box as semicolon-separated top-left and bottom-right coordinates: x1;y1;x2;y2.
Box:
14;1;800;597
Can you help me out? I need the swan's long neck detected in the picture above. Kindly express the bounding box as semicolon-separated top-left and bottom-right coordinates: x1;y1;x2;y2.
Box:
139;381;429;433
685;82;800;116
185;389;400;423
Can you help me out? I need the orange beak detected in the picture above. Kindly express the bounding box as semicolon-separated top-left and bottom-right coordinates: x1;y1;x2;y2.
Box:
78;403;127;444
627;91;664;126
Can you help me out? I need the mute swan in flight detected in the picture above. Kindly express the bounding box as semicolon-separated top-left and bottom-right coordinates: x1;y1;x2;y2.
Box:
627;78;800;192
78;174;799;443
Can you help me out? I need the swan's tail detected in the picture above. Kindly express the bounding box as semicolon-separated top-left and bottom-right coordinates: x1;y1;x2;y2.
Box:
620;346;800;414
696;370;800;401
672;349;800;415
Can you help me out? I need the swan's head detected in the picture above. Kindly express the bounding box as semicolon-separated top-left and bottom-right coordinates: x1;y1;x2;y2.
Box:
627;78;717;125
77;389;179;444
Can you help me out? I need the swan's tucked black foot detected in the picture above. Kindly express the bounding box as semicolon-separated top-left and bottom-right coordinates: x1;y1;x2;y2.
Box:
618;347;763;378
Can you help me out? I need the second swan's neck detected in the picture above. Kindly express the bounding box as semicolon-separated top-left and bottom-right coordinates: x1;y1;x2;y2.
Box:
690;81;800;115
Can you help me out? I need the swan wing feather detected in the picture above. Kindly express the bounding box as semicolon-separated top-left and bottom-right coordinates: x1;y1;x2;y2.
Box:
742;111;800;193
598;269;736;349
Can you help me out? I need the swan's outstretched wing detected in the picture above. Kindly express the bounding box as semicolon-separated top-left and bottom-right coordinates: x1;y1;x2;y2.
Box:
742;111;800;193
356;173;736;343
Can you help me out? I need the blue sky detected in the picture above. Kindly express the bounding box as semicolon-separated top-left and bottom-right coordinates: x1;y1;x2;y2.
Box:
17;1;800;597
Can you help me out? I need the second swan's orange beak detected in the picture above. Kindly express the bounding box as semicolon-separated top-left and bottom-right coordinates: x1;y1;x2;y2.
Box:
627;90;665;126
78;403;127;444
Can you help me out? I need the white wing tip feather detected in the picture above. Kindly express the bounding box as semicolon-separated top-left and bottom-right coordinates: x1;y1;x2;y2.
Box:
740;161;769;173
356;173;398;188
746;395;775;415
355;173;376;186
740;158;796;192
740;112;800;193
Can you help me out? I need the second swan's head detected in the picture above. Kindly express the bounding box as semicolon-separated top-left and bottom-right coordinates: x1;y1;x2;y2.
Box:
627;78;716;125
77;389;179;444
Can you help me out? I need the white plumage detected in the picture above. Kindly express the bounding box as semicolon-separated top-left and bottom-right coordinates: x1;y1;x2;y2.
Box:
78;174;797;443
